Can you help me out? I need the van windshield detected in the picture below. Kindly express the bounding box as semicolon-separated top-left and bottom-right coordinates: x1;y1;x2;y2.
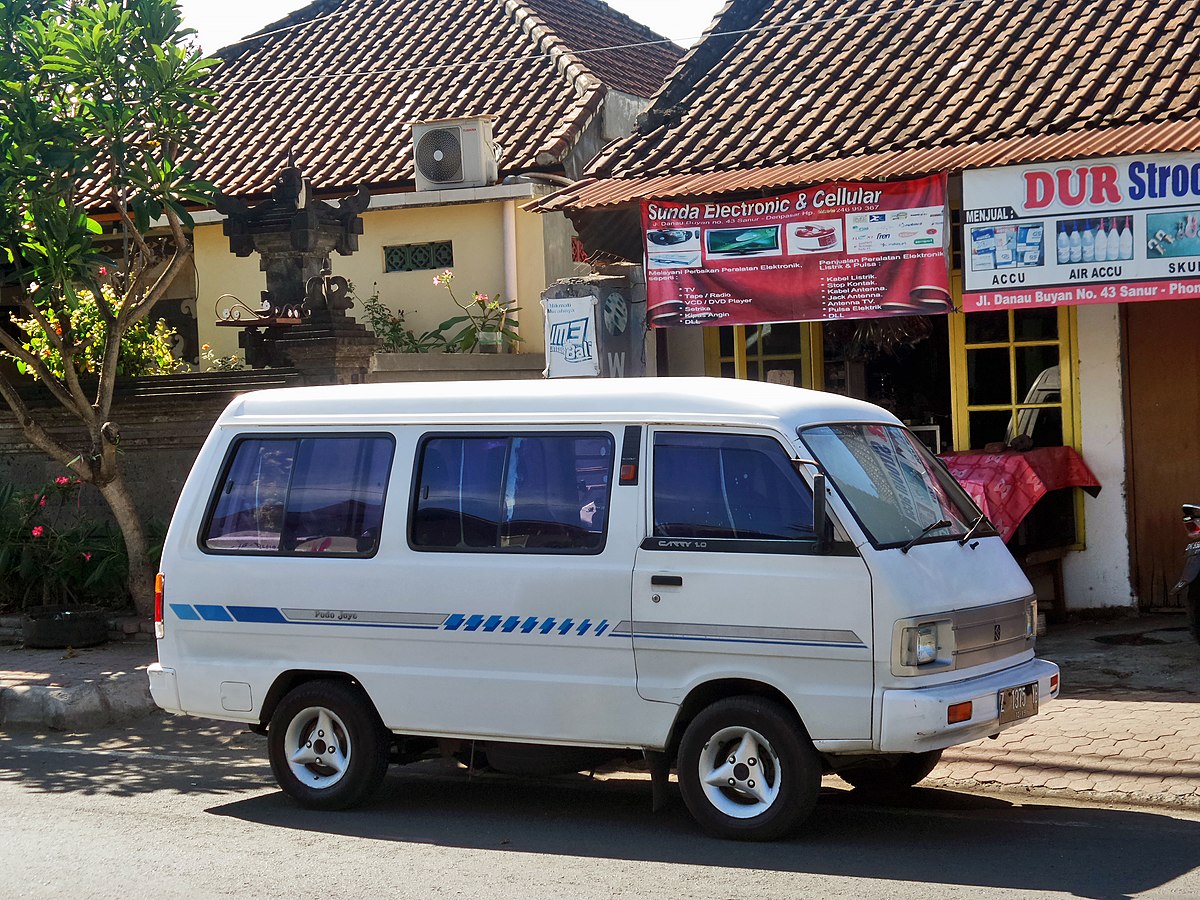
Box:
800;424;986;549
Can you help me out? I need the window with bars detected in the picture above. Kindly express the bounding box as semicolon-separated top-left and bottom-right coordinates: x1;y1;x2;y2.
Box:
383;241;454;273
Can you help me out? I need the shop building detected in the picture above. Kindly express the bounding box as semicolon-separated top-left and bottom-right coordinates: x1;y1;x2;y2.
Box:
534;0;1200;614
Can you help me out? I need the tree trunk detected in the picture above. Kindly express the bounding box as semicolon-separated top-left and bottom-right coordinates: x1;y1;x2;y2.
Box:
98;474;156;619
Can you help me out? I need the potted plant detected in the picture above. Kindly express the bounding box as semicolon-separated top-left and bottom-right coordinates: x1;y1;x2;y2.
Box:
0;478;129;648
432;271;522;353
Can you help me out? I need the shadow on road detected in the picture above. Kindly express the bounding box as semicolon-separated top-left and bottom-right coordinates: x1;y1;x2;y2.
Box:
209;768;1200;900
0;715;271;798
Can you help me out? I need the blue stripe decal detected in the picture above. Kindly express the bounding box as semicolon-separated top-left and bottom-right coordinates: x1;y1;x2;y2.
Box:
539;617;557;634
290;621;440;630
501;616;521;633
195;604;233;622
444;614;465;631
595;619;609;636
463;614;485;632
520;617;539;634
483;615;503;632
625;633;865;649
170;604;200;621
228;606;287;624
576;618;592;635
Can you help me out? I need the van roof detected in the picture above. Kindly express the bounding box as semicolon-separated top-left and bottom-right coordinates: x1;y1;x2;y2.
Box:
218;377;897;429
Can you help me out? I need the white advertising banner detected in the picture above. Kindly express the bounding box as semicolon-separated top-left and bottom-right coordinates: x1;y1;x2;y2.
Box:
542;294;600;378
962;151;1200;310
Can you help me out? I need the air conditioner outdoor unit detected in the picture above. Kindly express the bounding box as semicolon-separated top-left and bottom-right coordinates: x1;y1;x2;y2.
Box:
412;116;499;192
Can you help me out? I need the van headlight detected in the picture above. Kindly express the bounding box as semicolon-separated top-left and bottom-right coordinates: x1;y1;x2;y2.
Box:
903;624;939;667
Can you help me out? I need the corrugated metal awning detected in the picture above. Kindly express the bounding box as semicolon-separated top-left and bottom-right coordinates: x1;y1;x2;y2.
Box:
531;119;1200;212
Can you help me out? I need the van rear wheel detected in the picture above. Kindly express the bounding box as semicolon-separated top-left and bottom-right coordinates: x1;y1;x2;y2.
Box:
677;696;820;841
838;749;943;792
268;680;389;810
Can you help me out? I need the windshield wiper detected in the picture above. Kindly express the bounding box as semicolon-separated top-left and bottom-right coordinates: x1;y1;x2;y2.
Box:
900;519;951;554
958;514;990;546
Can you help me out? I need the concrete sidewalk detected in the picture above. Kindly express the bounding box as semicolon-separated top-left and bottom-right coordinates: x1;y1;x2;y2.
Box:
0;640;154;731
1;613;1198;810
931;615;1200;808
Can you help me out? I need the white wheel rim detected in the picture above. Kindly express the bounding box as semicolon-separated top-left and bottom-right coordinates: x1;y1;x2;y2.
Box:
696;725;782;819
283;705;352;789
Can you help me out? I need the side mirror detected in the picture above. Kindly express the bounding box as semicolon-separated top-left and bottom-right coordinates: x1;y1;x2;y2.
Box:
792;458;828;554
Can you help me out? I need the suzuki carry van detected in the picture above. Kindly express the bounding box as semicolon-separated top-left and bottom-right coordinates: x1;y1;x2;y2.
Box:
149;377;1058;841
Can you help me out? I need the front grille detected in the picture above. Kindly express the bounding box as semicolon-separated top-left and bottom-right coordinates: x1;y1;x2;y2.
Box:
952;597;1033;669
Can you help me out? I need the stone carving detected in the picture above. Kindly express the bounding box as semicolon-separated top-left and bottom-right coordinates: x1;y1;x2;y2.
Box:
212;163;376;383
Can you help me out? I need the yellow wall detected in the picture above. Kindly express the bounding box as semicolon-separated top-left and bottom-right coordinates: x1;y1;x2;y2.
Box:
193;199;553;360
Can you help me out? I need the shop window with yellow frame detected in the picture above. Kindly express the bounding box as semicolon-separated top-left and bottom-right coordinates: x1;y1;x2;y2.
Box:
702;323;820;387
949;303;1085;550
703;303;1084;550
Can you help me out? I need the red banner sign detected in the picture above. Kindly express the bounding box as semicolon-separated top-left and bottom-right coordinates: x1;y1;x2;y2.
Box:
641;175;950;327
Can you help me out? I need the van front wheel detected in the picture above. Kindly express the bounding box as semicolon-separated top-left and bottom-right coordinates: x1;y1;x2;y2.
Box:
268;680;389;810
677;696;820;841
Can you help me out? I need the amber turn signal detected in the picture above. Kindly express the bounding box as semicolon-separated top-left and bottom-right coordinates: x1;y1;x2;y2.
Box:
947;701;973;724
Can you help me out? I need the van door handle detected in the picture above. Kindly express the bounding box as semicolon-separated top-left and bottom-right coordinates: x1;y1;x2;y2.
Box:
651;575;683;587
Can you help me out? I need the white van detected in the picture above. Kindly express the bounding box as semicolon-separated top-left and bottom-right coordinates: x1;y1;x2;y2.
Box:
149;377;1058;841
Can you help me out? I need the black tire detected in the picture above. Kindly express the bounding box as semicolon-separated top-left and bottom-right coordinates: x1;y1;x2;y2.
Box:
268;680;390;810
677;696;820;841
838;749;944;792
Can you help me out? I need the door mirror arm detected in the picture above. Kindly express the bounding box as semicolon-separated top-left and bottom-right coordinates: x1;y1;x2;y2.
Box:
792;458;828;555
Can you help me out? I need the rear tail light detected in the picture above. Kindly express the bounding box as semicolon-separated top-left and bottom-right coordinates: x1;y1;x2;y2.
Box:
154;572;165;640
1185;517;1200;538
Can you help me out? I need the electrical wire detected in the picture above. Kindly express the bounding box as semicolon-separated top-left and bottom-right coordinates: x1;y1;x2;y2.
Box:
215;0;994;88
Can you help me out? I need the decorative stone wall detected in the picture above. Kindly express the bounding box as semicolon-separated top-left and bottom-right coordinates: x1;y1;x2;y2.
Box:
368;352;547;382
0;370;303;524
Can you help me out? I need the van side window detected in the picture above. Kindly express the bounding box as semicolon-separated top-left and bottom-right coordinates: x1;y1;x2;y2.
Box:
653;432;814;540
412;434;614;553
203;436;394;556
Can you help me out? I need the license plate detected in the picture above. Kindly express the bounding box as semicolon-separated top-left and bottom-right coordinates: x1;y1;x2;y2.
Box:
998;681;1039;724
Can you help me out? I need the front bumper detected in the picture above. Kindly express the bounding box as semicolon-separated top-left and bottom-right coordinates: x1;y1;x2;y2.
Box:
147;662;183;714
879;657;1059;752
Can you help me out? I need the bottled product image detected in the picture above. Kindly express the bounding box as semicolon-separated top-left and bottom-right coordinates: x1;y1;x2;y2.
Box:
1094;218;1108;262
1069;220;1082;263
1120;216;1134;260
1081;219;1095;262
1057;223;1070;263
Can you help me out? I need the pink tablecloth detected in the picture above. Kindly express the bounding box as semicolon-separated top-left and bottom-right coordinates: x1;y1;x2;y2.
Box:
938;447;1101;542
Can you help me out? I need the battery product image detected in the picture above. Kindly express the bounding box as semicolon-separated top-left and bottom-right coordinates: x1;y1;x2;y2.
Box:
970;224;1044;271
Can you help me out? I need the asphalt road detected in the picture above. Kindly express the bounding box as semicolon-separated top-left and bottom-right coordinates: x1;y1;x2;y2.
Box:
2;716;1199;899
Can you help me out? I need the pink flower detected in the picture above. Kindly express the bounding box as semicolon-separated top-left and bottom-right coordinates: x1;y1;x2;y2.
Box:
55;476;70;486
82;552;92;562
37;495;46;508
98;266;108;276
31;526;44;538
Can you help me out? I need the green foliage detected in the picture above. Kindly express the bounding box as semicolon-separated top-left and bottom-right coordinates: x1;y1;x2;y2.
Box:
0;1;218;614
358;277;523;355
432;270;522;353
0;0;217;291
0;477;133;609
8;283;183;378
358;282;448;353
199;342;245;371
